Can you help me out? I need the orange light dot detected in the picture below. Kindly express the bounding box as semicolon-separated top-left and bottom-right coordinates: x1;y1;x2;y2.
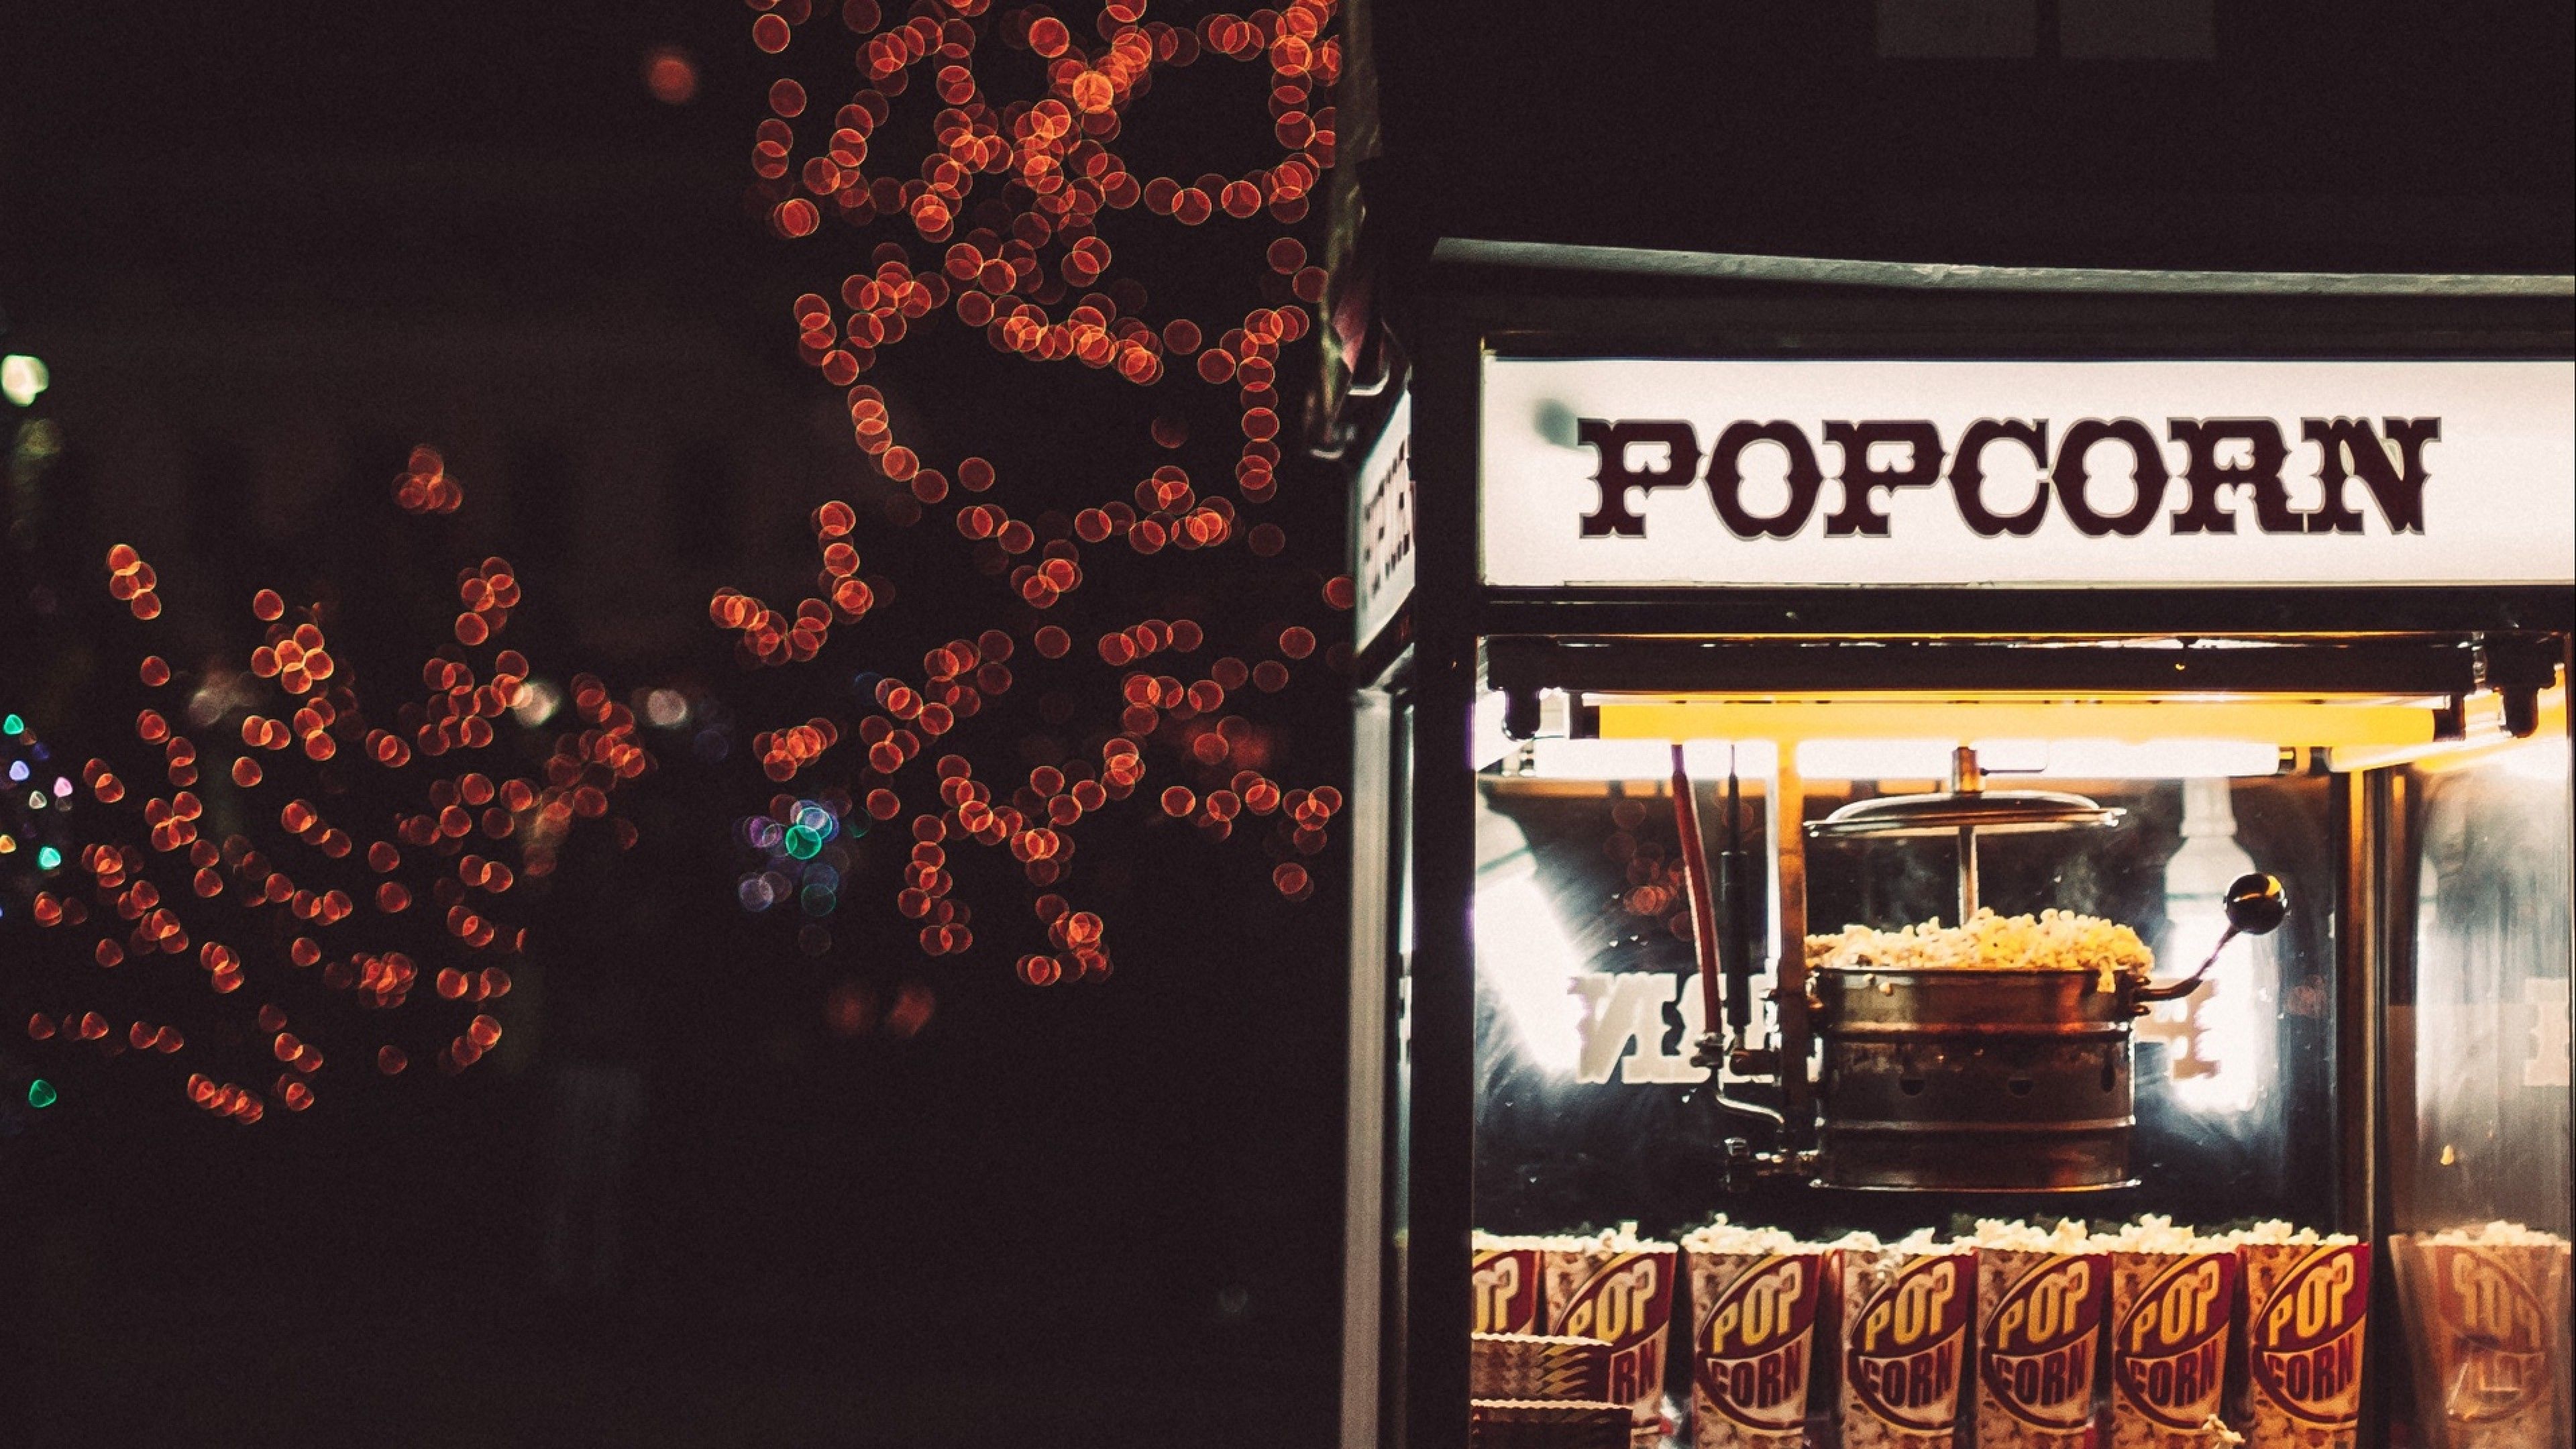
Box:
774;199;822;238
643;46;698;105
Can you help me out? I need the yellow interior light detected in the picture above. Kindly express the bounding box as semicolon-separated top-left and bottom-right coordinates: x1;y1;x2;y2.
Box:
1596;697;2438;749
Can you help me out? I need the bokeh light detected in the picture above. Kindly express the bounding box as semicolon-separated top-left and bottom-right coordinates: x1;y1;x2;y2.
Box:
704;0;1358;1000
644;46;700;105
3;457;647;1124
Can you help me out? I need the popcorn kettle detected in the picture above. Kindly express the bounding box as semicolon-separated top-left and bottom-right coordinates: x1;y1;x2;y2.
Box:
1673;745;2288;1193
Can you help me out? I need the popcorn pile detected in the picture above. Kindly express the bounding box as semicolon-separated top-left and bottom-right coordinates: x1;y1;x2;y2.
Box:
1476;1224;1666;1254
2222;1218;2359;1248
1807;906;2155;991
1970;1216;2096;1252
1678;1214;1805;1256
2093;1211;2218;1254
2419;1218;2565;1246
1825;1225;1949;1256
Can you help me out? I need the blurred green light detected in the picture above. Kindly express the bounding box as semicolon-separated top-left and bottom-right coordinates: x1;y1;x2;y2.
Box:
36;845;63;871
1;356;46;408
2;712;23;737
783;824;823;860
26;1079;56;1109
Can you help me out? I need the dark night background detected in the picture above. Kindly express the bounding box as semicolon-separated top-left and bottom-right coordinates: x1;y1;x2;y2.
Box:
1;5;1347;1444
3;2;2569;1446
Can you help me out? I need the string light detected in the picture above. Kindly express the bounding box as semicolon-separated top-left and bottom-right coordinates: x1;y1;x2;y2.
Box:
6;457;647;1123
726;0;1358;983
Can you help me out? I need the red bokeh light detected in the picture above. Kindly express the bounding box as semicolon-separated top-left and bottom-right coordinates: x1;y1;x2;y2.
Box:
644;46;700;105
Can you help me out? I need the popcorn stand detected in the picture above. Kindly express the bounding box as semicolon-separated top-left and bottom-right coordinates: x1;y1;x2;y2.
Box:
1335;255;2574;1448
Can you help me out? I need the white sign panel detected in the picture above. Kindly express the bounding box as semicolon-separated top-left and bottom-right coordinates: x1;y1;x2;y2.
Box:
1481;358;2576;588
1353;390;1415;647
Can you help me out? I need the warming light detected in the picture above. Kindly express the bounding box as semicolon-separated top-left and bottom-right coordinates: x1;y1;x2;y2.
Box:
1599;697;2436;748
1796;737;2281;781
1523;738;1776;780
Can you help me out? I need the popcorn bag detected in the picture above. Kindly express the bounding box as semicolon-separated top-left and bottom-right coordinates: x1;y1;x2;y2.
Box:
2388;1223;2570;1449
2099;1219;2239;1448
1972;1220;2109;1448
1541;1228;1681;1449
1475;1234;1549;1336
1836;1232;1976;1449
1682;1219;1825;1449
2226;1223;2368;1448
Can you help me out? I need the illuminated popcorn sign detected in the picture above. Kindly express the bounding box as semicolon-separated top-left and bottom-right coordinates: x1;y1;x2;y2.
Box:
1479;358;2576;588
1571;413;2433;540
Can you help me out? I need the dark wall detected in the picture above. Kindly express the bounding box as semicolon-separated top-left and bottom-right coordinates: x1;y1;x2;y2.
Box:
1361;1;2573;271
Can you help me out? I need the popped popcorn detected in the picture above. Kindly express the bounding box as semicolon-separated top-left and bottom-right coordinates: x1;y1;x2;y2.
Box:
2420;1219;2565;1247
1679;1215;1807;1256
1972;1217;2096;1252
1808;908;2155;994
2219;1219;2357;1248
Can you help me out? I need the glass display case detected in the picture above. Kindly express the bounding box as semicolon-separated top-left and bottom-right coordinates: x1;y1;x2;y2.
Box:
1338;262;2573;1449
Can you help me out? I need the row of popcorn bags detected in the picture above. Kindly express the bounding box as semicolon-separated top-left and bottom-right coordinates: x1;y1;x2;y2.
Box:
1487;1217;2394;1449
1477;1212;2574;1448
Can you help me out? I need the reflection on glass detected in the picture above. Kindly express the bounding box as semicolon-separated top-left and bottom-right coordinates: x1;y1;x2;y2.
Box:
2143;779;2274;1114
2387;738;2574;1449
2397;740;2573;1232
1476;824;1587;1078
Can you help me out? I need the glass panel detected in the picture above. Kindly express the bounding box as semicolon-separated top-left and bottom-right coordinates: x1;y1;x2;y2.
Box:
1470;767;2340;1238
1466;752;2351;1446
2387;740;2573;1449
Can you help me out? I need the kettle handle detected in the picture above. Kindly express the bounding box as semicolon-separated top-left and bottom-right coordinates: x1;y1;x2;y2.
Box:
2135;873;2290;1006
2136;947;2229;1005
